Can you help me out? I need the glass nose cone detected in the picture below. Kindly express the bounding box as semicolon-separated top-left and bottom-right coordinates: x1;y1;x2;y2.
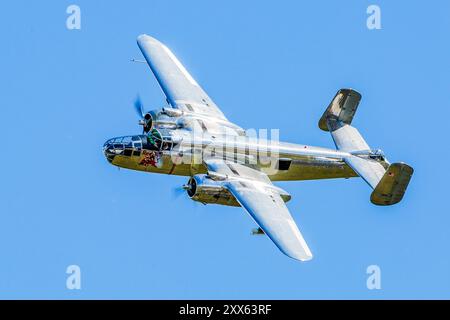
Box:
103;139;116;163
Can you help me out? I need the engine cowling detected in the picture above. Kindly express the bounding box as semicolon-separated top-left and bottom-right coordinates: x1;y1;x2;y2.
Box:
184;174;240;207
141;112;153;133
142;109;181;130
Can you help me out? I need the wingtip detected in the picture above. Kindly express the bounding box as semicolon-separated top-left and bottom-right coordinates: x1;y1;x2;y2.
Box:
137;34;160;45
298;254;313;262
286;251;313;262
137;34;146;41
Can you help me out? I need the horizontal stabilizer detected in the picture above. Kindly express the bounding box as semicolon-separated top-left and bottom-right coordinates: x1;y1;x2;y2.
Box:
321;88;413;205
345;155;386;189
370;163;414;206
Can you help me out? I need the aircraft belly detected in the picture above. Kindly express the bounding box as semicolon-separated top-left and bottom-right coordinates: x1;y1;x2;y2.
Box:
110;145;357;181
266;158;357;181
112;152;194;176
269;161;357;181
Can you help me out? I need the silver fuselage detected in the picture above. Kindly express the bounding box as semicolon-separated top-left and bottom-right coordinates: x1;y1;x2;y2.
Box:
103;131;358;181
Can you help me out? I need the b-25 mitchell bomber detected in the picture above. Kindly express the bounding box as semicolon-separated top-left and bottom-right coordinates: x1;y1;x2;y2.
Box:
103;35;413;261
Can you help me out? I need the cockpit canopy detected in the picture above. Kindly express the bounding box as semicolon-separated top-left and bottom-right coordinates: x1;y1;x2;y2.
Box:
103;129;176;158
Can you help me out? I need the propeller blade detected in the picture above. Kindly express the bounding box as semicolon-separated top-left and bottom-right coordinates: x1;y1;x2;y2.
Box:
133;95;144;118
172;185;186;199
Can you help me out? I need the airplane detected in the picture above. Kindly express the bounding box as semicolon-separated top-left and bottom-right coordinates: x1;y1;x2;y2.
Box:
103;34;414;261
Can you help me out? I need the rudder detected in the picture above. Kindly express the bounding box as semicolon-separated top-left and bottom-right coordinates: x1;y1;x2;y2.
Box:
319;89;362;132
370;163;414;206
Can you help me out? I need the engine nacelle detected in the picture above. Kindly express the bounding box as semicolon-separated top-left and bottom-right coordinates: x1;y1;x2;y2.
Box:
142;109;182;130
184;174;240;207
162;107;183;117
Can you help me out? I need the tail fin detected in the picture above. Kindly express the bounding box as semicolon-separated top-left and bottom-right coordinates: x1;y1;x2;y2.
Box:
319;88;361;132
370;163;414;206
320;89;414;205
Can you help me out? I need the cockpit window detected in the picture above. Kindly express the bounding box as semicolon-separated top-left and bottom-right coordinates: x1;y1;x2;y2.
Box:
161;140;172;151
121;136;132;148
106;131;176;154
138;129;177;151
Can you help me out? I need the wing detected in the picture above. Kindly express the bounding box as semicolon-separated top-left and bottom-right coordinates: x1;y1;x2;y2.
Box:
205;159;313;261
137;34;227;121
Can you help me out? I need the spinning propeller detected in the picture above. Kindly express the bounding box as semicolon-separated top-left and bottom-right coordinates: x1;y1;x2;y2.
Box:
133;95;152;133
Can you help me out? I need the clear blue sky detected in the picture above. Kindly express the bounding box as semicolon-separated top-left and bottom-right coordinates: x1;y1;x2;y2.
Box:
1;0;449;299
